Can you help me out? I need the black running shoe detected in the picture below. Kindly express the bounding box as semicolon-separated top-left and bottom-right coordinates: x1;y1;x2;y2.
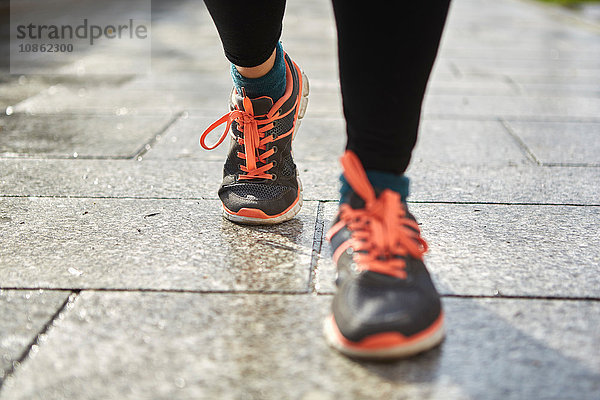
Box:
323;151;444;359
200;53;309;224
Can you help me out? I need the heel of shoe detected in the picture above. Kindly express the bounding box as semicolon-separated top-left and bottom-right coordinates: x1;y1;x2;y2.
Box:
299;71;310;120
293;71;309;141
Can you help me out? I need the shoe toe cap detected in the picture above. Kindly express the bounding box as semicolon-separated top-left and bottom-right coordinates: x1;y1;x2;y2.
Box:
332;270;442;343
219;183;297;215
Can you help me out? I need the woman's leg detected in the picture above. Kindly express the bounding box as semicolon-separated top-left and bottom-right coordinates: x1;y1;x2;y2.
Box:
203;0;286;68
201;0;309;225
332;0;451;174
324;1;451;359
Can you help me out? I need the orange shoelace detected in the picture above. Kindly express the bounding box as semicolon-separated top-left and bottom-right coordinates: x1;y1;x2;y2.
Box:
200;96;296;180
335;151;428;279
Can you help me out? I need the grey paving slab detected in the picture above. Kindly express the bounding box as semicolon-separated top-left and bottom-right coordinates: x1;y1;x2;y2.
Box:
0;114;175;159
144;116;233;161
147;52;231;76
305;161;600;205
2;159;600;204
442;7;600;47
121;72;232;93
508;73;600;86
12;86;197;116
0;75;134;110
439;47;600;62
446;42;600;63
517;82;600;97
0;198;315;292
0;79;49;112
426;79;518;96
436;71;600;87
148;117;528;166
0;159;222;200
316;203;600;297
422;94;600;119
411;120;529;165
428;72;517;86
0;290;71;384
505;121;600;165
2;292;598;400
452;58;600;74
12;85;343;117
145;116;348;162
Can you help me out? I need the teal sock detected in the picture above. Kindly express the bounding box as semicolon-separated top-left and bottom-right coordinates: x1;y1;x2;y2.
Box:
339;171;410;204
230;42;286;100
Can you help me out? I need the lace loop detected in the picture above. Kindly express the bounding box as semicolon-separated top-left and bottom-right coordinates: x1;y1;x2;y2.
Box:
200;95;298;180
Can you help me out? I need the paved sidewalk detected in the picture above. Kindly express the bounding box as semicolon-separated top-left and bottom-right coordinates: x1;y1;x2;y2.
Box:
1;0;599;398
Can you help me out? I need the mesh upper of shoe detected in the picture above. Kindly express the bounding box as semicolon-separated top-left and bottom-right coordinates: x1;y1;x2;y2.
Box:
228;183;288;200
281;155;295;178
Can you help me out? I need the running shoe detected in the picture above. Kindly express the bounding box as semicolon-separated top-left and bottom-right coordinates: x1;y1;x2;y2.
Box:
323;151;444;359
200;53;309;224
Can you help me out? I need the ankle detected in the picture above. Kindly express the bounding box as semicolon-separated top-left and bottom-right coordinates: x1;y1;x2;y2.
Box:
230;42;287;100
235;49;276;79
340;171;410;204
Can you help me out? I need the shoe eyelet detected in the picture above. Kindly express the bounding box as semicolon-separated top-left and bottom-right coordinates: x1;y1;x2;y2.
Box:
271;174;277;181
272;146;278;153
272;160;277;167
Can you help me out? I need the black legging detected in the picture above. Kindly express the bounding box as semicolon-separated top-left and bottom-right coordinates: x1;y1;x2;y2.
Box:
203;0;451;174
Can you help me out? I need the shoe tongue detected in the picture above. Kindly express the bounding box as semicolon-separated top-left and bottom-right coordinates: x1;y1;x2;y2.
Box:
234;92;274;116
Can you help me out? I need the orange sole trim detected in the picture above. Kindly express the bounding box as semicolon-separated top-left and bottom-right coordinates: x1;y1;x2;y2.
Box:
325;220;346;242
223;189;301;220
332;239;352;264
330;312;444;351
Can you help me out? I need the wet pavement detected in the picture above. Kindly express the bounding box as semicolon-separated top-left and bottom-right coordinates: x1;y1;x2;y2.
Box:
1;0;599;398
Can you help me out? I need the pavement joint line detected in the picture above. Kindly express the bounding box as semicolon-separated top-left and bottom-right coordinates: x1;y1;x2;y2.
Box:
439;51;600;61
131;111;186;160
4;154;599;164
441;293;600;302
1;288;599;303
307;201;326;293
0;290;79;393
499;118;542;165
0;194;209;201
542;162;600;168
1;195;598;207
407;200;600;207
423;114;600;123
435;71;600;80
6;111;600;122
0;288;312;295
317;292;600;302
3;111;184;117
0;155;137;161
